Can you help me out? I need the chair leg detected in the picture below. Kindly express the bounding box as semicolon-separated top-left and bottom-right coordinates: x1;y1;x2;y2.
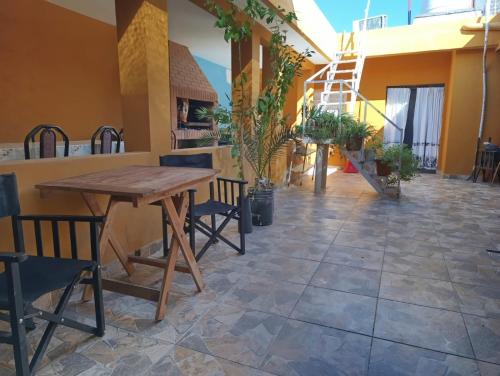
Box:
238;208;245;256
210;214;218;244
188;191;196;256
92;266;105;337
30;278;77;373
238;197;247;255
6;263;30;376
162;207;169;258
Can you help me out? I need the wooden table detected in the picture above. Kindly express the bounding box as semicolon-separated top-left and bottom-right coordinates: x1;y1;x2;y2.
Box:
36;165;218;320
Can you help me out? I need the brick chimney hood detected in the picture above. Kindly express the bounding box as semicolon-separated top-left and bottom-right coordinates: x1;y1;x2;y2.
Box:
168;41;218;103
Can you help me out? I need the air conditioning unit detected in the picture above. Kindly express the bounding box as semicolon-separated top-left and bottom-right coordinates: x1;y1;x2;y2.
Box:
353;15;388;32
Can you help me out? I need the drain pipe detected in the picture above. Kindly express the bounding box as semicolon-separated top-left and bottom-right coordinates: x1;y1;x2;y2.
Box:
472;0;492;180
479;0;491;140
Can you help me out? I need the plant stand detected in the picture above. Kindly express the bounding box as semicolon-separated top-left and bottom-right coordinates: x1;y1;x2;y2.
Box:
314;144;329;194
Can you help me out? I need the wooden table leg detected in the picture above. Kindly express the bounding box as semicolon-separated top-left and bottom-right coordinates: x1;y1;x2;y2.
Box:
82;193;135;275
155;192;204;320
81;193;135;301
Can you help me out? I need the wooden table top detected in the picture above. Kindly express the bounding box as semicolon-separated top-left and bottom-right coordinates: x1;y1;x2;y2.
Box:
36;166;219;204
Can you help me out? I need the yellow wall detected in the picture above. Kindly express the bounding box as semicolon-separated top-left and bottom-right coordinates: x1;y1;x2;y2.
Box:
0;1;245;268
441;49;500;175
357;52;452;171
341;15;500;57
0;146;238;264
0;0;123;143
340;16;500;176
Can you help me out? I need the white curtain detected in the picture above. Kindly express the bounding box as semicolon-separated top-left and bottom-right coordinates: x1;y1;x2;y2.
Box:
412;87;445;170
384;88;411;145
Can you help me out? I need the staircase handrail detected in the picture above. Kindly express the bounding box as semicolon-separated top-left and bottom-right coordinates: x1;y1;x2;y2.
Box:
307;61;336;83
304;79;403;133
301;78;404;196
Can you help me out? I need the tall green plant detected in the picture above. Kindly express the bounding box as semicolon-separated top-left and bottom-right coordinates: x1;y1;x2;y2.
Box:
207;0;312;188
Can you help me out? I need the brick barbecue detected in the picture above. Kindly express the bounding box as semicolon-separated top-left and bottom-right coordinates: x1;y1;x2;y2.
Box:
169;41;218;148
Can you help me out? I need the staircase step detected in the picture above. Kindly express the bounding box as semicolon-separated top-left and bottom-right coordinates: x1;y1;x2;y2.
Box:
321;90;355;96
342;149;401;199
336;59;358;64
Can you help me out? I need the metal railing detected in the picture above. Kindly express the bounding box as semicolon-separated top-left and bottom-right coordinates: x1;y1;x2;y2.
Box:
302;79;404;194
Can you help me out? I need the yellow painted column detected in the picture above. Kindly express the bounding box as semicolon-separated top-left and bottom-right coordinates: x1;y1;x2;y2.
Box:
231;31;261;107
115;0;171;156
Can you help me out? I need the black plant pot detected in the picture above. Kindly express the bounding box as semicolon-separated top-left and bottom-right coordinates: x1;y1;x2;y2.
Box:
248;188;274;226
241;195;253;234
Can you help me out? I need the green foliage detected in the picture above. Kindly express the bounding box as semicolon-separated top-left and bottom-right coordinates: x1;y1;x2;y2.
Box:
380;144;419;183
342;120;374;139
299;107;373;148
196;106;236;146
207;0;312;188
299;106;339;143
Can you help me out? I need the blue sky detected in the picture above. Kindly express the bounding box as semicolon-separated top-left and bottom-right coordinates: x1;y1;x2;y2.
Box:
315;0;425;32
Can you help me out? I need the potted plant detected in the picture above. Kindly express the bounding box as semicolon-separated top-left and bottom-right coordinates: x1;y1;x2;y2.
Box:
376;145;419;183
299;106;339;145
364;135;383;162
342;119;374;151
207;0;312;226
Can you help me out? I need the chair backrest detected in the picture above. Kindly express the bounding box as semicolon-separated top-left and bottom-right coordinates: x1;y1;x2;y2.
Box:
159;153;213;169
0;174;20;219
91;126;120;154
24;125;69;160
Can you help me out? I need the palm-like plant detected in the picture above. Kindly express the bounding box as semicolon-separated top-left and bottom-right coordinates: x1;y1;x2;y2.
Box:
242;115;295;189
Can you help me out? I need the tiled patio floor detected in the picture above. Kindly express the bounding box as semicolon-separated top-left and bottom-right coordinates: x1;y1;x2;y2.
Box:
2;172;500;375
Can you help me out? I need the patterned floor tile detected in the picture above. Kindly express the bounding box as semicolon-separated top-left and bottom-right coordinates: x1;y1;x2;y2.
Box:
291;286;377;335
322;244;384;271
385;238;450;259
261;319;371;376
454;283;500;319
311;263;380;297
478;361;500;376
247;237;330;261
369;339;480;376
374;300;474;357
222;275;306;316
464;315;500;364
3;174;500;375
178;304;286;368
379;272;459;311
383;253;450;281
334;230;386;251
446;260;500;287
151;346;275;376
219;252;320;285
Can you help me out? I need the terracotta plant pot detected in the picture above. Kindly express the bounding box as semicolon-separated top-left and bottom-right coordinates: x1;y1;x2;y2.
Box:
346;136;363;151
376;159;392;177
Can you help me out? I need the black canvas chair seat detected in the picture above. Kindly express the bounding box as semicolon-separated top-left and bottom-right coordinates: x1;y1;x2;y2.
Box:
193;200;236;217
158;153;247;261
0;257;94;309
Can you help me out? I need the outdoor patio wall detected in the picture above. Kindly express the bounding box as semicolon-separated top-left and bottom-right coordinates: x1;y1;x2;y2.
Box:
0;0;123;143
0;146;238;265
358;52;452;172
440;49;500;176
339;16;500;176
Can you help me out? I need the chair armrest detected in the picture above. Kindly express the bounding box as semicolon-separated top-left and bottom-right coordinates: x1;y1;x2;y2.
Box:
17;214;105;223
216;177;248;185
0;252;28;263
